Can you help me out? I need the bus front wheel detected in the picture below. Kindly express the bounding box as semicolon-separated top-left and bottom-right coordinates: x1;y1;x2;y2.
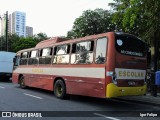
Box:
19;76;26;89
54;79;67;99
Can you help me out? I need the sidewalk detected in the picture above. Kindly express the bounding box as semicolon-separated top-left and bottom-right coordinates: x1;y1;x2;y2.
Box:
114;93;160;107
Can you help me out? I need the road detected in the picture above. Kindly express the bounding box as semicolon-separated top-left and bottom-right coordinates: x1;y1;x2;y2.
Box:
0;81;160;120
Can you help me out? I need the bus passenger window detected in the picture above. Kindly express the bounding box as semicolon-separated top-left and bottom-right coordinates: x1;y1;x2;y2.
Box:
71;41;94;64
28;50;38;65
39;48;52;64
53;45;70;64
20;52;28;65
95;38;107;64
71;44;76;53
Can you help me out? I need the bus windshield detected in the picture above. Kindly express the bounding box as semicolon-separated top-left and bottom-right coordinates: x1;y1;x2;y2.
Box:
115;34;146;57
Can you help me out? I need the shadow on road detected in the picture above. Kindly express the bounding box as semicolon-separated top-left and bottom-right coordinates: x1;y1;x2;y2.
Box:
0;80;12;83
12;85;157;111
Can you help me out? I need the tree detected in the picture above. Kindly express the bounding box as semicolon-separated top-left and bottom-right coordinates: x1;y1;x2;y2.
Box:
0;36;5;51
67;9;116;39
0;32;49;52
0;33;49;52
109;0;160;72
11;37;36;52
109;0;160;44
8;34;20;52
33;32;49;43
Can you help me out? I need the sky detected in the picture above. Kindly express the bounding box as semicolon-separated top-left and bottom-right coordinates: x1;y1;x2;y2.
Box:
0;0;114;37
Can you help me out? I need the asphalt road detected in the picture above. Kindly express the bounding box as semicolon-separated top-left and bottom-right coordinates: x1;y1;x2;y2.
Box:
0;81;160;120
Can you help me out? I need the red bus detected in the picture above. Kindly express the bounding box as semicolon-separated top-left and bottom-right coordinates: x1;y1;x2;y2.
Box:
12;32;147;99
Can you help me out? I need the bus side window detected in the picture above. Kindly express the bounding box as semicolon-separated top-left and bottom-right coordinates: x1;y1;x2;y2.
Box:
39;49;43;57
72;43;76;53
71;40;94;64
39;48;52;64
28;50;38;65
90;41;94;51
50;48;53;56
67;45;70;54
53;44;70;64
20;52;28;65
95;38;107;64
53;47;57;55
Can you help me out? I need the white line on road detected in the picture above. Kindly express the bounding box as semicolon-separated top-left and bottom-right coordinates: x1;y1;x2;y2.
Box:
94;113;121;120
24;93;43;99
0;86;5;89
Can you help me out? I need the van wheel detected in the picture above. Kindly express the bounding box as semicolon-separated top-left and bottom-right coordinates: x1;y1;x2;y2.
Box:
20;76;26;89
54;80;66;99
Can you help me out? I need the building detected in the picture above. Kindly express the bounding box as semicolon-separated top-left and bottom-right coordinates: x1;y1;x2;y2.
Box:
0;16;6;36
1;11;33;38
26;26;33;37
9;11;26;37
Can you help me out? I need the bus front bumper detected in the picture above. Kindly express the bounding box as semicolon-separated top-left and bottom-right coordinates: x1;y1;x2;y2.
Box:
106;83;147;98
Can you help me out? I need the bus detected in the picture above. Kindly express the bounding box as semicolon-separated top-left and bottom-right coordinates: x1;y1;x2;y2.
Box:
12;32;147;99
0;51;16;81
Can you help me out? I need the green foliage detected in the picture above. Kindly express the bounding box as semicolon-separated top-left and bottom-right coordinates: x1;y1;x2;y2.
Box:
67;9;116;39
33;32;49;42
109;0;160;44
11;37;37;52
0;32;49;52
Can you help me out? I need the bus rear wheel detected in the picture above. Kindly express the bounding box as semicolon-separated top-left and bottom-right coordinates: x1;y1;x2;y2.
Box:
54;79;67;99
19;76;26;89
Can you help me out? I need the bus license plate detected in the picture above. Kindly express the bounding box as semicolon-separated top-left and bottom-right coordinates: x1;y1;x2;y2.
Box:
128;81;136;86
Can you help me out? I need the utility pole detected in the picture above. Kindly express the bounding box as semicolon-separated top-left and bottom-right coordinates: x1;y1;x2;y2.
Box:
5;11;8;51
150;31;158;97
152;31;157;96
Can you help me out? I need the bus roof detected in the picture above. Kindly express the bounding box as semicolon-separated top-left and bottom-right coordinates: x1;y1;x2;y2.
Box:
17;32;115;53
35;32;113;48
35;37;69;48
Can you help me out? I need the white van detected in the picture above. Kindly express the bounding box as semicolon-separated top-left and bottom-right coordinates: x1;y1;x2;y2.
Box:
0;51;16;81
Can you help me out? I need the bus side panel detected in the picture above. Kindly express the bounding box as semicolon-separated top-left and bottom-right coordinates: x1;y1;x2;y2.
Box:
12;73;19;84
20;73;53;91
105;33;116;97
65;76;106;98
28;74;53;90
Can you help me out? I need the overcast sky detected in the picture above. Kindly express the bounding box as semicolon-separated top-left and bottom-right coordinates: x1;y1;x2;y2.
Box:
0;0;114;37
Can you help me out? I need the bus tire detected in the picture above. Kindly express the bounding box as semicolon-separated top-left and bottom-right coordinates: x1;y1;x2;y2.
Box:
19;76;26;89
54;79;67;99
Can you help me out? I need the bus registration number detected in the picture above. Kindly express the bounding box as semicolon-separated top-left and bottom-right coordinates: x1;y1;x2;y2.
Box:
128;81;136;86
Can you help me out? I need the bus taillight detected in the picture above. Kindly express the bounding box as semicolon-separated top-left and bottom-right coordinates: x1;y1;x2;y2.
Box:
107;71;117;85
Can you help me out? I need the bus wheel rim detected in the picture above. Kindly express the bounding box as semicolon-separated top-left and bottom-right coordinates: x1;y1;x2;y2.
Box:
21;78;25;87
57;85;63;96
